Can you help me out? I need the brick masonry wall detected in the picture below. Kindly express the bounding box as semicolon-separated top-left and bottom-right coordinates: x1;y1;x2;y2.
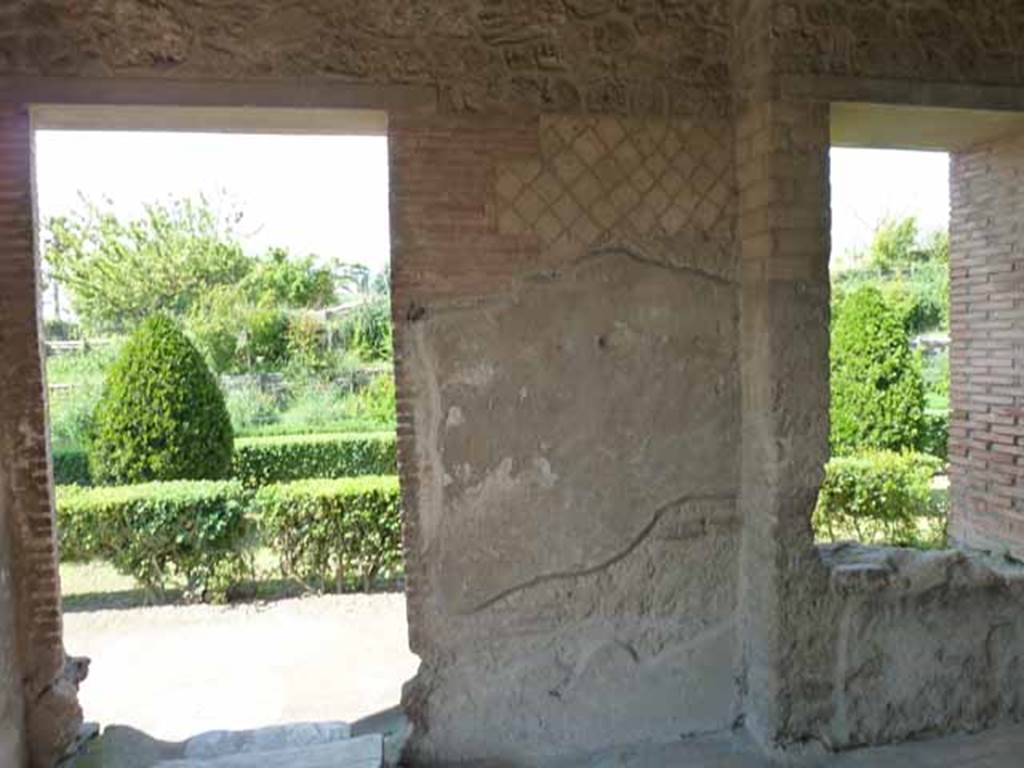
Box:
0;108;29;768
0;105;77;766
734;92;835;746
0;1;732;118
949;133;1024;559
387;112;543;655
770;0;1024;86
389;108;744;762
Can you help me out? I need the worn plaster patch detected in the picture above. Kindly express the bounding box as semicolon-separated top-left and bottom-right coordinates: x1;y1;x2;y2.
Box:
413;249;739;612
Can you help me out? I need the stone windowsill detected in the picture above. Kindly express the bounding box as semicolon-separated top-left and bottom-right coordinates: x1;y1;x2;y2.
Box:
818;541;1024;598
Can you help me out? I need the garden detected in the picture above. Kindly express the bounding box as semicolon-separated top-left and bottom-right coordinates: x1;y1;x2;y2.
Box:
815;216;952;549
45;197;952;610
44;197;403;605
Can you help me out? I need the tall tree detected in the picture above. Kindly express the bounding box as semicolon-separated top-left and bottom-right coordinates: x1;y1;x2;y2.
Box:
45;197;250;332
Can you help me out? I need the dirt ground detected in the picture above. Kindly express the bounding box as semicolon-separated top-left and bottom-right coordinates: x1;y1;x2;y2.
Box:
62;592;419;741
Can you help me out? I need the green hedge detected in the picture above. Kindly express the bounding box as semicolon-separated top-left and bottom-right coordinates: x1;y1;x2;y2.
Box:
52;431;398;488
813;451;946;548
56;481;250;600
254;476;402;591
232;432;396;488
53;449;91;486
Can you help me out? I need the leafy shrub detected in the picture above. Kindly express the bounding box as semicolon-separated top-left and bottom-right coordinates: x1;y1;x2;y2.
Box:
830;286;927;455
56;481;251;600
184;249;339;376
814;451;945;548
285;313;332;373
44;319;83;341
273;378;371;432
242;307;291;370
351;374;396;425
232;432;396;488
224;384;281;433
53;448;91;486
185;285;245;373
90;315;234;485
188;289;292;375
255;476;402;591
920;410;950;461
922;346;949;403
892;264;948;336
832;217;949;337
335;300;393;362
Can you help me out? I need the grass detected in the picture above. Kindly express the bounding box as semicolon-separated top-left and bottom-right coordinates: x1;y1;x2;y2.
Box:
61;560;138;597
45;344;121;386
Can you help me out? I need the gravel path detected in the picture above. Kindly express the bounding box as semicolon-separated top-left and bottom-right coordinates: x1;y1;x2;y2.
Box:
63;593;419;742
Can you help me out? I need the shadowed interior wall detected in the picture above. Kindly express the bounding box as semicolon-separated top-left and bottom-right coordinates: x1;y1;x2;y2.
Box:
3;1;1024;766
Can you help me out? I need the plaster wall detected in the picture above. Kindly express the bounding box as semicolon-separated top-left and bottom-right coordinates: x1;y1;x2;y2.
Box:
0;496;25;768
770;0;1024;86
390;111;742;762
0;106;28;768
818;546;1024;748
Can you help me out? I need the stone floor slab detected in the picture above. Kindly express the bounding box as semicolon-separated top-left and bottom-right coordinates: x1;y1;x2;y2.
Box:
72;720;1024;767
829;725;1024;767
155;733;382;768
546;725;1024;767
182;721;351;758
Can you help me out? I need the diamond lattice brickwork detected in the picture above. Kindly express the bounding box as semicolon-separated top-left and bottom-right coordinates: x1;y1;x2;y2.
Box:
496;116;733;260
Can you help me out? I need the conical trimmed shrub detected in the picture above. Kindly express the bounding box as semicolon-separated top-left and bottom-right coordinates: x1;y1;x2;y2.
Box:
830;286;926;455
90;315;234;484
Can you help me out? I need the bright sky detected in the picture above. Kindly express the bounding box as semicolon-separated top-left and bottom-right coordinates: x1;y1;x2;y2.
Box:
34;131;391;273
33;133;949;300
830;147;949;268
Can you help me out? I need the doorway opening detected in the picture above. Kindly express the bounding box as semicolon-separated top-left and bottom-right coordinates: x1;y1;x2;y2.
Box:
816;139;951;549
33;106;417;741
820;102;1024;561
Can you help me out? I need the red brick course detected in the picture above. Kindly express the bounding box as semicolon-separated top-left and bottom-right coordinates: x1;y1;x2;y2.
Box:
387;113;543;654
950;133;1024;559
0;106;67;748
